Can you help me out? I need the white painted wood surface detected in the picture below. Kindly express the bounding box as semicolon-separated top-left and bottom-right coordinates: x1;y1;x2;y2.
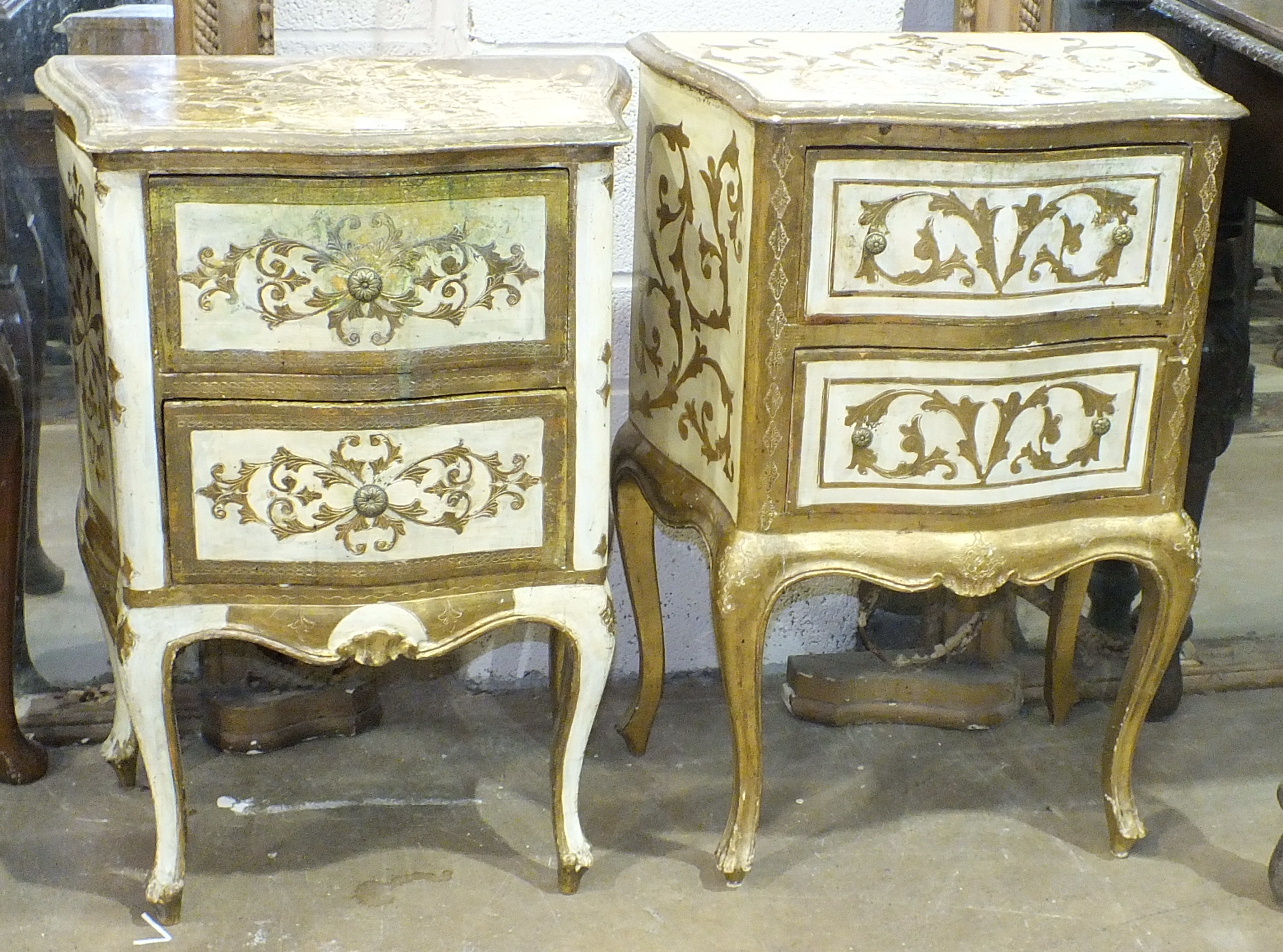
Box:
807;149;1185;318
794;347;1161;507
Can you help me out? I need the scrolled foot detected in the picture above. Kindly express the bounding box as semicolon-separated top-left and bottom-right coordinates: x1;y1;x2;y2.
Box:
715;838;752;887
1110;835;1137;858
714;815;756;887
104;742;138;789
146;879;183;926
557;863;587;895
617;718;650;757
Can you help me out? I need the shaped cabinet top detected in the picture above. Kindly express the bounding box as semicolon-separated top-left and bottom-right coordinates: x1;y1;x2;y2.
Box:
628;31;1245;126
36;54;631;154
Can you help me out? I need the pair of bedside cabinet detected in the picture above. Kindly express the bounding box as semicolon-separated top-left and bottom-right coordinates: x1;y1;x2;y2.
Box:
39;30;1242;920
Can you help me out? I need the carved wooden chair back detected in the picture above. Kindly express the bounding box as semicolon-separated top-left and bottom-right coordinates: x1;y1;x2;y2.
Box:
172;0;274;55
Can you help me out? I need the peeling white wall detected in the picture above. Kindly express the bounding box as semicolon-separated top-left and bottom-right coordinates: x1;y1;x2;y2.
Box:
276;1;907;685
274;0;470;56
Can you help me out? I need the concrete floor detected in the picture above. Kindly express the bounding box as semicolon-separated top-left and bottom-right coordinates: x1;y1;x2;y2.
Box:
6;348;1283;948
5;671;1283;951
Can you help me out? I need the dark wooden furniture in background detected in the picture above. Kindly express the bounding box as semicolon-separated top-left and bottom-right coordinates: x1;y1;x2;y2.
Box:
1058;0;1269;717
0;281;45;783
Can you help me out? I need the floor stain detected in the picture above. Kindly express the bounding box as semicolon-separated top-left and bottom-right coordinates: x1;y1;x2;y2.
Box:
353;870;454;906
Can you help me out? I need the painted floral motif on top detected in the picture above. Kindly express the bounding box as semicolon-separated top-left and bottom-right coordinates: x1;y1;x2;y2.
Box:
844;380;1118;484
197;433;540;556
632;122;744;480
180;213;540;346
685;32;1194;106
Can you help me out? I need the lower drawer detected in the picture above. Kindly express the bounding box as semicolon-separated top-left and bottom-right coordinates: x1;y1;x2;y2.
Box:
163;391;568;585
789;343;1163;511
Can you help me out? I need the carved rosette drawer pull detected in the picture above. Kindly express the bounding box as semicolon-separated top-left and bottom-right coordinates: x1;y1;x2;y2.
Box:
1112;224;1134;247
197;433;541;556
1092;416;1112;436
862;231;887;256
346;266;385;303
850;424;876;449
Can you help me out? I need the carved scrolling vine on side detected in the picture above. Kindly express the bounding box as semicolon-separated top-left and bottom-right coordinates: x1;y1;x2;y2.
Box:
180;213;540;346
845;382;1117;484
633;123;743;480
855;185;1139;293
198;433;540;555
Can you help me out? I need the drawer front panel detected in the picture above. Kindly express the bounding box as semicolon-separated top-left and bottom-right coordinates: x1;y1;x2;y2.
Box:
792;345;1160;509
150;171;569;375
165;392;567;585
806;147;1186;319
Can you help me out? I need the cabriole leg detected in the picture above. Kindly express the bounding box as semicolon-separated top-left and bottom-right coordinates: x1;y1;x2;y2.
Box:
710;532;773;885
101;615;138;788
613;473;665;756
116;626;187;924
1045;564;1092;725
528;585;615;894
1102;550;1197;857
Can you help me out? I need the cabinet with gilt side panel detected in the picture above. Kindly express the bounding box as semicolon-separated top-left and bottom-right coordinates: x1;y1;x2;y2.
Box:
38;53;629;923
613;30;1243;883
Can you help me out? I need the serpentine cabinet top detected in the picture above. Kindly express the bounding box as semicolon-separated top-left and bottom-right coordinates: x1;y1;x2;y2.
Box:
35;54;632;154
628;31;1246;126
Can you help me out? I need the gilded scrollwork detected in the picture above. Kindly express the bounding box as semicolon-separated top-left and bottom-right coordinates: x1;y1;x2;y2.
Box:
197;433;540;555
179;214;540;346
844;381;1117;484
633;122;744;481
65;223;122;493
855;185;1139;294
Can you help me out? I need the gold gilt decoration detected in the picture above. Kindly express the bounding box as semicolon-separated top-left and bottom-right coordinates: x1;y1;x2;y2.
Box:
65;166;88;227
65;224;123;493
855;186;1139;293
1160;135;1223;500
945;534;1010;597
844;381;1117;483
334;630;421;666
759;135;794;531
179;214;540;346
197;433;540;555
633;123;744;480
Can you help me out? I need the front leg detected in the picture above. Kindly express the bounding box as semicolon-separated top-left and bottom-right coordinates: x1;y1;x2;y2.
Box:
115;620;186;924
518;584;615;894
710;532;775;884
1101;546;1197;857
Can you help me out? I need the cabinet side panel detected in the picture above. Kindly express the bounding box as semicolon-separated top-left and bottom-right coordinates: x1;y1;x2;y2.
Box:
629;70;752;520
572;160;613;570
56;131;119;546
96;171;166;590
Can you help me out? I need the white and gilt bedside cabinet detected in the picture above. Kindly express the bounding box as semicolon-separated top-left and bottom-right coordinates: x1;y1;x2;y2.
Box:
612;31;1243;883
36;53;629;922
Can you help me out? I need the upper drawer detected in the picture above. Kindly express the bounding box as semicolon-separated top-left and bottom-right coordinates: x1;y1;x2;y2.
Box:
805;146;1188;320
148;170;570;376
